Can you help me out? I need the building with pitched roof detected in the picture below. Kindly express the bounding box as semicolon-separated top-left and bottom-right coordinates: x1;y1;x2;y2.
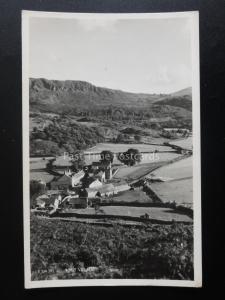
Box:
85;183;115;198
50;170;85;190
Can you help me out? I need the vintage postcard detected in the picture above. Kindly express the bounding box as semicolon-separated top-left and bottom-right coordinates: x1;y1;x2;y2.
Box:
22;11;201;288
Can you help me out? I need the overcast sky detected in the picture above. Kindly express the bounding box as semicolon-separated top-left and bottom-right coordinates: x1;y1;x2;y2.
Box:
29;15;192;94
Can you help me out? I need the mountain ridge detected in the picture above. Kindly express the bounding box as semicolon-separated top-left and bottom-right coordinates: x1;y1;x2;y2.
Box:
30;77;169;96
29;78;192;113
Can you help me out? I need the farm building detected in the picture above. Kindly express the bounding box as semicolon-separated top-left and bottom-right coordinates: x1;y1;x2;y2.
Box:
66;197;88;209
88;161;113;181
50;170;85;190
94;170;106;182
51;156;74;175
91;161;107;171
88;178;103;189
91;160;111;170
85;183;115;198
71;170;85;186
96;183;115;197
81;175;103;188
51;174;72;190
85;188;98;198
36;191;62;208
36;194;49;208
84;181;130;199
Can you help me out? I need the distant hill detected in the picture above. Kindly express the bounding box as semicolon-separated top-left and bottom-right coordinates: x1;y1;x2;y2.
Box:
29;79;192;155
171;87;192;97
30;78;191;113
153;87;192;111
30;78;164;113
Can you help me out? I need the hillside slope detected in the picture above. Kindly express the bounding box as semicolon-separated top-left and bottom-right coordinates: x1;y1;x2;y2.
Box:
30;78;192;113
29;79;192;156
153;87;192;111
30;78;163;113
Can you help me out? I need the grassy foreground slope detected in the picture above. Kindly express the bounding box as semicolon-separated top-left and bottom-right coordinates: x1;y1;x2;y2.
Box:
31;214;193;280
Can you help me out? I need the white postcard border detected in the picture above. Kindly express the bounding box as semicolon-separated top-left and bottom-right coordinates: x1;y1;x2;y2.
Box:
22;10;202;288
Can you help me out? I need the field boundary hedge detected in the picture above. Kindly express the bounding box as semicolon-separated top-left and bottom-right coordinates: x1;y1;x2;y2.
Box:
51;210;192;225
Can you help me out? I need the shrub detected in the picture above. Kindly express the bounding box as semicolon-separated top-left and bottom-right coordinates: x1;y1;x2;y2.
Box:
30;215;193;280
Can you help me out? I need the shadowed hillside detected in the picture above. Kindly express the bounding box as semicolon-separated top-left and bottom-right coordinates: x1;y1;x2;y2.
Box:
29;79;192;156
153;87;192;111
30;78;192;113
30;78;163;113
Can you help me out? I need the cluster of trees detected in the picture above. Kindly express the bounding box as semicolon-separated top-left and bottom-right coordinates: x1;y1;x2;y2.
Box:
115;133;130;143
30;140;60;156
72;105;192;130
162;129;190;139
30;117;105;156
118;148;142;166
98;149;142;166
30;214;193;280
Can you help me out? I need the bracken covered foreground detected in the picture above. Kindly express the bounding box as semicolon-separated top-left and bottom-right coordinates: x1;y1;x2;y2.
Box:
31;214;193;281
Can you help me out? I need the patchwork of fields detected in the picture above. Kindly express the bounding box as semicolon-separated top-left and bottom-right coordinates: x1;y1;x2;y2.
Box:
111;190;152;203
30;157;54;169
148;156;192;180
114;162;164;181
170;137;192;150
30;171;54;183
30;157;54;183
85;143;174;153
84;151;181;165
149;156;193;207
84;142;182;171
150;178;193;207
30;138;193;220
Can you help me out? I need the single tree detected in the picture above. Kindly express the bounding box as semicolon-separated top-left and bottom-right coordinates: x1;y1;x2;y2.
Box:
100;150;114;163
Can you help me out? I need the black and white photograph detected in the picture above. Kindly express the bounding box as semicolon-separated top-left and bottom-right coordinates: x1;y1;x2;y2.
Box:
22;11;201;288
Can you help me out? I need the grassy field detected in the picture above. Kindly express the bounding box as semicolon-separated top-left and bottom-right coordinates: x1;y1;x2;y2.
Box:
67;206;192;222
30;157;54;169
113;162;164;181
85;152;181;166
84;143;181;166
141;152;181;164
112;190;152;203
148;156;192;180
85;143;174;153
31;214;193;280
147;156;193;207
150;178;193;207
170;137;192;150
30;170;54;183
30;157;55;183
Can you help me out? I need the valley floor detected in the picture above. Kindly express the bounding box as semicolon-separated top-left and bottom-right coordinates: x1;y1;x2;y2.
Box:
30;137;194;281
